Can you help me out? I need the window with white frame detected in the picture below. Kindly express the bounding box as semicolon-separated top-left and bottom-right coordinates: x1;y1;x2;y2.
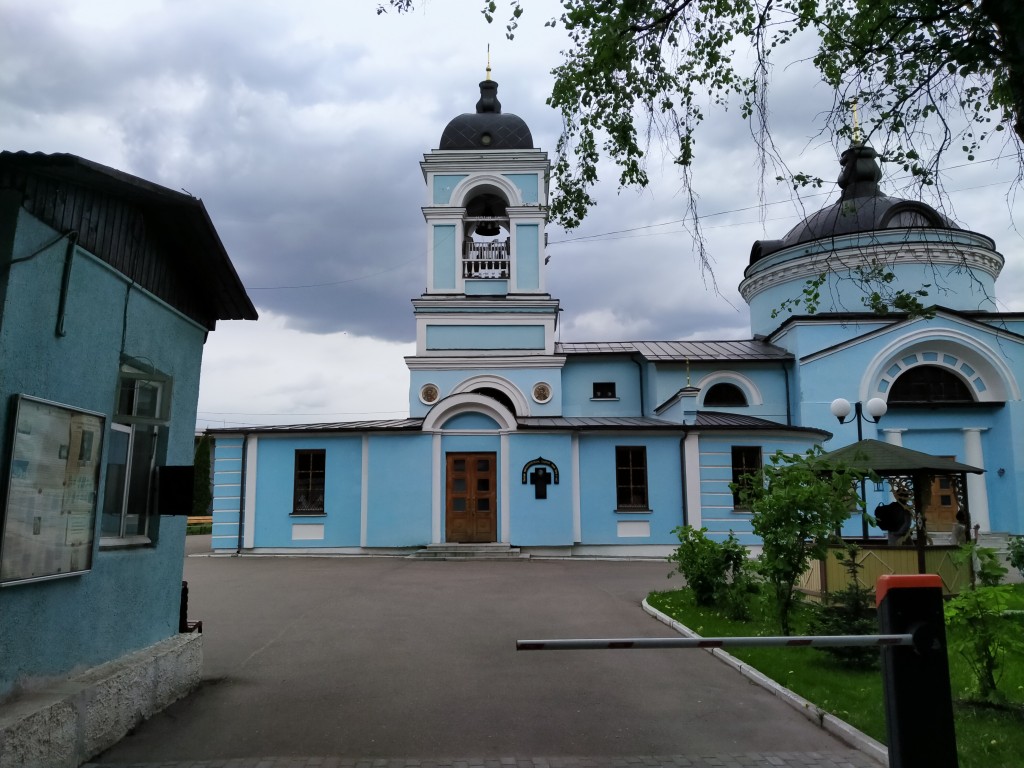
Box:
100;366;170;542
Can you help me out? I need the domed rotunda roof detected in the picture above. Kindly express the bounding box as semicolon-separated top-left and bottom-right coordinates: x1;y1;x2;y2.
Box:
749;144;957;264
439;79;533;151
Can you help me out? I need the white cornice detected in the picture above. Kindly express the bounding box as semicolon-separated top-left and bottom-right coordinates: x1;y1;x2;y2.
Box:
739;241;1004;302
406;355;567;370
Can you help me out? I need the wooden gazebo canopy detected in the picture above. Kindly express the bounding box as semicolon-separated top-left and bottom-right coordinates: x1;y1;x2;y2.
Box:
824;439;983;560
824;439;983;476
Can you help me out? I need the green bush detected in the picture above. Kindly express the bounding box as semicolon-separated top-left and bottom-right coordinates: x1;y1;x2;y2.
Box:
668;526;752;617
807;544;878;668
1008;536;1024;579
945;544;1024;703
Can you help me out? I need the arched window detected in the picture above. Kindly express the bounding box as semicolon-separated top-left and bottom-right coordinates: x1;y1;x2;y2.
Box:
703;382;748;407
474;387;517;416
888;366;973;404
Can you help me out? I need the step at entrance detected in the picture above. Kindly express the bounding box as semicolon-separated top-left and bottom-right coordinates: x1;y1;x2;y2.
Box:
408;543;528;560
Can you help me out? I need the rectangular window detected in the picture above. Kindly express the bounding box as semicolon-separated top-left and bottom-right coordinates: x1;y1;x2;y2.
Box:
615;446;648;511
593;382;617;399
101;366;169;542
731;446;763;507
293;450;326;515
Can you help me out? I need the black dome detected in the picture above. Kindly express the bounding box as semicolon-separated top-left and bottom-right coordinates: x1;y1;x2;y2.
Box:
749;144;956;264
439;80;533;150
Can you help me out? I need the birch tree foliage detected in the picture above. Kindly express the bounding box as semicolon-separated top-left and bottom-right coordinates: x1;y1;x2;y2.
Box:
381;0;1022;232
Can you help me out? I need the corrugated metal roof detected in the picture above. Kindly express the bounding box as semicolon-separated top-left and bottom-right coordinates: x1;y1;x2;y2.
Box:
208;419;424;435
517;416;681;430
634;340;792;361
555;340;792;361
695;412;830;436
556;341;638;355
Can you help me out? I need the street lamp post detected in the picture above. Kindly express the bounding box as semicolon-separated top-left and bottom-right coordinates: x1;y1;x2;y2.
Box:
830;397;888;540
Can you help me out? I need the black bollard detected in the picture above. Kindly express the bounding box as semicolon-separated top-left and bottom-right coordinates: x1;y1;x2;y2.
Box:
179;580;189;633
876;574;957;768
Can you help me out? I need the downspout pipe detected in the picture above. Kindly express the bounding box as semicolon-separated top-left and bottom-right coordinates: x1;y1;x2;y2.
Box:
236;433;249;555
782;361;792;426
55;231;79;337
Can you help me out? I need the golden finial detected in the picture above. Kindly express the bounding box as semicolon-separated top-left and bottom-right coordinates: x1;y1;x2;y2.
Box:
851;99;862;144
486;44;492;80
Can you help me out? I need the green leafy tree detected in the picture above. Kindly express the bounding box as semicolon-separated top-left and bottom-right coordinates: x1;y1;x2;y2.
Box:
193;433;213;518
738;448;866;635
380;0;1023;310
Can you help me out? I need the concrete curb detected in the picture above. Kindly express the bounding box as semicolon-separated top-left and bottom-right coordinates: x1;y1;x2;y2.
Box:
642;599;888;767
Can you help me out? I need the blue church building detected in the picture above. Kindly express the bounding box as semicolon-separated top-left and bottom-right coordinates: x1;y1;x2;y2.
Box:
209;78;1023;557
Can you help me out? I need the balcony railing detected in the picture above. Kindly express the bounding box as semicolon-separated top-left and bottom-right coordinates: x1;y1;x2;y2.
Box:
463;240;510;279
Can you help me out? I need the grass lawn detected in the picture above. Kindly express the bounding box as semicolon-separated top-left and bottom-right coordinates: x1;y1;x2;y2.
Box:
647;585;1024;768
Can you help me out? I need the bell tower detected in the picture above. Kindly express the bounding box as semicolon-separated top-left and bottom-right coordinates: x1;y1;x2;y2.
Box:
407;74;563;418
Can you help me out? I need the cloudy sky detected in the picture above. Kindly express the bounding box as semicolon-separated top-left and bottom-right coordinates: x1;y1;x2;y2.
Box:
3;0;1021;429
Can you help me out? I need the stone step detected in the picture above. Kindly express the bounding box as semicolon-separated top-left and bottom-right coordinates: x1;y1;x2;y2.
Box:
408;543;528;560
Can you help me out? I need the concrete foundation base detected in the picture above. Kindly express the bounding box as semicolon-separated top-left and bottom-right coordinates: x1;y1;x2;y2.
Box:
0;632;202;768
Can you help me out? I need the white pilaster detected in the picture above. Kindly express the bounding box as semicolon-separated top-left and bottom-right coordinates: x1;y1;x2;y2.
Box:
962;428;991;533
572;433;581;542
881;429;906;446
432;433;442;543
501;433;511;543
242;436;258;549
684;433;701;527
360;435;369;548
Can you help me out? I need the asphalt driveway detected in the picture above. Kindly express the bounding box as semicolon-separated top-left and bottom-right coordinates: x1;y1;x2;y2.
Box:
96;540;865;762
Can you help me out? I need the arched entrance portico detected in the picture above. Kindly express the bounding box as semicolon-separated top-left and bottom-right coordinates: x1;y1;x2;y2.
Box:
423;393;517;544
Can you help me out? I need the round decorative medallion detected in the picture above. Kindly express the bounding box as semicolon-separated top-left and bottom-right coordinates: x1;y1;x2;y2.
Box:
532;382;552;403
420;384;440;404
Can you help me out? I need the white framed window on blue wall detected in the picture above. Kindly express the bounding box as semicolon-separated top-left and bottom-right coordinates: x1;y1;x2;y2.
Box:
100;364;171;544
1;396;106;585
293;450;326;515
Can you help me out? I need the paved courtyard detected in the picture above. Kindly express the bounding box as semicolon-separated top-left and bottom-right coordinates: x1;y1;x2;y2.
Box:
88;539;879;767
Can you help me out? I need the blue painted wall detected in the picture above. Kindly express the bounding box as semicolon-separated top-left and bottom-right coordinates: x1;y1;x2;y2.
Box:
505;173;539;204
509;433;574;545
432;174;467;204
252;435;362;547
365;434;433;546
562;358;641;417
212;437;244;550
432;225;456;290
577;434;683;544
426;324;546;350
0;209;203;695
515;224;540;291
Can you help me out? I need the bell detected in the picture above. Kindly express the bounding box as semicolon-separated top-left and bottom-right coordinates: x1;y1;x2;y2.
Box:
475;220;501;237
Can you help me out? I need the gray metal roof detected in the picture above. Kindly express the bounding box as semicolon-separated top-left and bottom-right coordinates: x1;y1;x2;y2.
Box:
556;340;792;362
207;413;825;436
208;419;424;435
517;416;681;430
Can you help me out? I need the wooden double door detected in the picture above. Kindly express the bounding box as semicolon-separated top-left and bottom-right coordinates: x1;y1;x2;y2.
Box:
445;452;497;543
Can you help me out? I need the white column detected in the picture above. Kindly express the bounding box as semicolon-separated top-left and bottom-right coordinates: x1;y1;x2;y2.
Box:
431;433;442;543
500;433;511;543
684;433;701;527
571;433;581;543
881;429;906;447
360;435;369;548
962;428;991;533
242;436;258;549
